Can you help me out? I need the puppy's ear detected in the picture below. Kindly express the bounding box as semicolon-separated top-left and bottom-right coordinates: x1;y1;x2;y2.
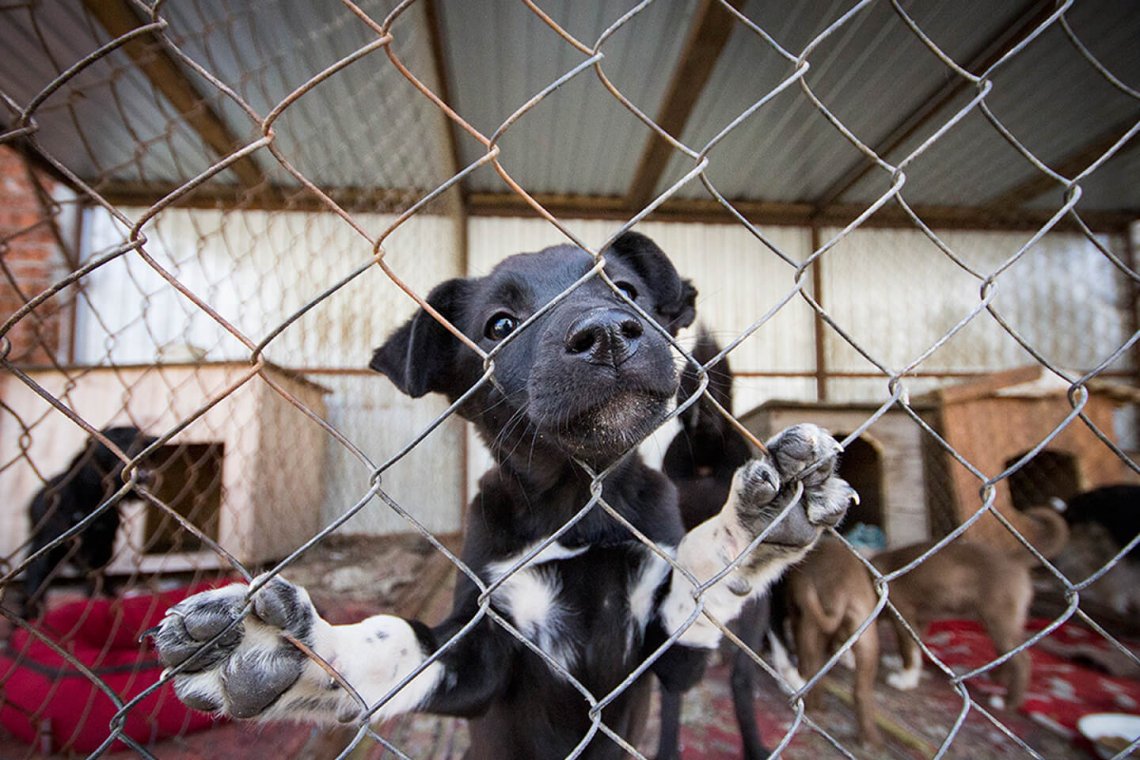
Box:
605;231;697;334
370;279;472;398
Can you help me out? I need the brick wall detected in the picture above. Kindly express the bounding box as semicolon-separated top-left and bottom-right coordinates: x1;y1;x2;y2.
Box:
0;145;67;365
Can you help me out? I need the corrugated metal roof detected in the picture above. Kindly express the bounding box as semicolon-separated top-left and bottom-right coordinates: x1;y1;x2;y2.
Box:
0;0;1135;218
839;0;1140;209
441;0;701;195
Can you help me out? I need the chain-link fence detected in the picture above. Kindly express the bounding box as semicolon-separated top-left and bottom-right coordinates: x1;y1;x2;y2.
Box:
0;0;1137;757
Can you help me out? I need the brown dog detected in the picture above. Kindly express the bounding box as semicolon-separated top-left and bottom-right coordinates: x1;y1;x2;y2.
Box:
871;507;1068;710
784;536;882;747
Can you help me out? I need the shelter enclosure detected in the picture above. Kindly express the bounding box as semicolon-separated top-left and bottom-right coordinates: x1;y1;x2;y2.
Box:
0;1;1137;758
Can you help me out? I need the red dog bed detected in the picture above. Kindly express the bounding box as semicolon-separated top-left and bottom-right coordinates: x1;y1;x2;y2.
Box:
1;584;222;753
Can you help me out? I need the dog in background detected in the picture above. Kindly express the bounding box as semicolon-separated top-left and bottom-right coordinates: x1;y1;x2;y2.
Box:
783;536;882;747
1051;484;1140;619
871;506;1068;710
151;233;856;759
661;327;753;531
21;426;156;619
656;328;775;760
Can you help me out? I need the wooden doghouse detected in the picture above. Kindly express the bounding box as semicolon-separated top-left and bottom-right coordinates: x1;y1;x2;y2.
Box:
920;366;1139;553
0;364;328;573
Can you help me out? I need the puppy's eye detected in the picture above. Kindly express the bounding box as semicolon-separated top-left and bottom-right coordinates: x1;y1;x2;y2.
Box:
485;313;519;341
614;281;638;301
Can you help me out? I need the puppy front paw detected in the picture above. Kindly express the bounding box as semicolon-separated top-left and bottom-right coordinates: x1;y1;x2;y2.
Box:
152;576;316;718
732;424;857;551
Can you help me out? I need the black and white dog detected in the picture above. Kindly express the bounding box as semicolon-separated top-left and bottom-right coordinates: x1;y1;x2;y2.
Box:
151;233;855;759
22;426;156;619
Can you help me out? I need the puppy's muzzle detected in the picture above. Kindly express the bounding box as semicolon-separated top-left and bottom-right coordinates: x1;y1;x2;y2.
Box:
565;307;644;368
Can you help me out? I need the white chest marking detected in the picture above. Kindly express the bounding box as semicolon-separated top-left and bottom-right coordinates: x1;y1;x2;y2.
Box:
629;546;674;629
485;541;586;673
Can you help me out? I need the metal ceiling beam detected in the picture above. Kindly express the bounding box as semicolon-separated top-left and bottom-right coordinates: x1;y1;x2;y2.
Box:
625;0;747;211
421;0;470;273
809;0;1055;215
987;120;1140;210
82;0;267;191
467;190;1136;232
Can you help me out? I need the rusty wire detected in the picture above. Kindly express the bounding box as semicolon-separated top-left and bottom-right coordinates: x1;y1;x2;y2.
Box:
0;0;1138;758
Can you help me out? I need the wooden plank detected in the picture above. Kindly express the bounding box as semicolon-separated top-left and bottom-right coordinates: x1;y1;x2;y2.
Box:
809;0;1055;214
466;190;1136;232
94;179;1137;232
423;0;464;196
810;225;828;402
626;0;747;210
82;0;266;191
98;180;427;214
987;120;1140;210
931;365;1043;406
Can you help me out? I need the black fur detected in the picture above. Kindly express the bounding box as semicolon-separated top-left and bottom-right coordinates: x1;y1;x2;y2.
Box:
150;232;855;756
662;327;753;530
1061;484;1140;553
21;426;156;618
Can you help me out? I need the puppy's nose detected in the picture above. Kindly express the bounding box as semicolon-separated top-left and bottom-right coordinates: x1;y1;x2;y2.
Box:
565;308;644;367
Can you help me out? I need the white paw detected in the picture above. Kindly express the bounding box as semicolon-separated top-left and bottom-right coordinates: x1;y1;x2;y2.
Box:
151;577;317;718
731;425;857;550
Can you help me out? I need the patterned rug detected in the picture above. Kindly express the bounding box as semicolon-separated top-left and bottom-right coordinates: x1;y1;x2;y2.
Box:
925;618;1140;739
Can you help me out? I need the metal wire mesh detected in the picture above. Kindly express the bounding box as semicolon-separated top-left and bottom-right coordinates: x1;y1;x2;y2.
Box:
0;0;1137;757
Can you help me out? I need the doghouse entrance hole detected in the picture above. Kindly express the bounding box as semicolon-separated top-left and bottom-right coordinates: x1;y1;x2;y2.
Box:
144;443;223;554
835;435;883;530
1004;449;1080;511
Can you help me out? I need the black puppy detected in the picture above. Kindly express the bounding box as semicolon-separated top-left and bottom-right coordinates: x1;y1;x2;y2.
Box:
22;426;156;619
151;233;855;759
1060;484;1140;550
662;327;753;531
656;330;774;760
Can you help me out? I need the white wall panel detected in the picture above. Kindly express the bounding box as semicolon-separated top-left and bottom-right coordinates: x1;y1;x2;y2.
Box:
819;227;1133;405
77;208;462;369
65;211;1135;538
317;374;466;536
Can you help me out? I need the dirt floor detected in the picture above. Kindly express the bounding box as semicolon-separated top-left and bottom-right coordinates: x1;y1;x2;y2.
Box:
0;533;1122;758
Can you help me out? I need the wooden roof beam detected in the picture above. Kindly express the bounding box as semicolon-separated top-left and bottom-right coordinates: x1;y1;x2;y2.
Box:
82;0;267;191
98;180;432;215
422;0;465;201
625;0;746;211
809;0;1055;215
467;190;1136;232
988;120;1139;210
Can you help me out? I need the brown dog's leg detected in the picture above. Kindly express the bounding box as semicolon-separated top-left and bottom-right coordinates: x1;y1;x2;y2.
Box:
886;608;924;691
795;614;828;710
851;623;882;746
984;588;1032;709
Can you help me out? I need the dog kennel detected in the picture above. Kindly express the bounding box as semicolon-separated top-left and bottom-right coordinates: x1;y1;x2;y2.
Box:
0;364;328;572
